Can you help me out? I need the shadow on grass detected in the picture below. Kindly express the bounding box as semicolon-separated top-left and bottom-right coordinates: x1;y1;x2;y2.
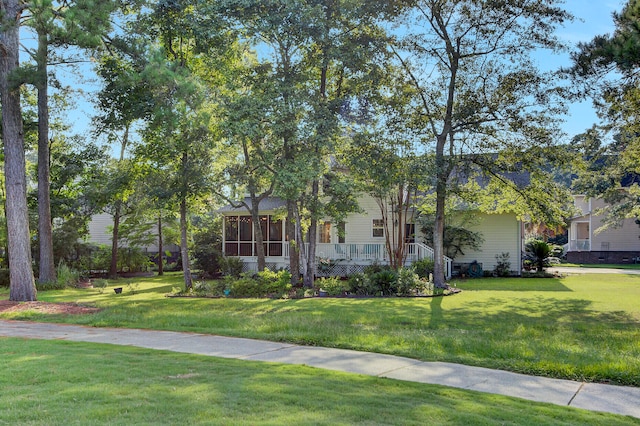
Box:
2;339;629;425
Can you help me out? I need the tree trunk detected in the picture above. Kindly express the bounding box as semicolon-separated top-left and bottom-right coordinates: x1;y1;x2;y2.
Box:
157;214;164;276
180;197;192;290
286;200;300;285
109;200;121;279
36;28;56;284
250;196;266;272
108;127;130;279
433;148;447;288
1;0;37;301
303;180;319;288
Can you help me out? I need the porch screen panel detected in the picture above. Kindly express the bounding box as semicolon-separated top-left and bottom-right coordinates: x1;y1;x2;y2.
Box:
238;216;253;256
224;216;239;256
269;217;283;256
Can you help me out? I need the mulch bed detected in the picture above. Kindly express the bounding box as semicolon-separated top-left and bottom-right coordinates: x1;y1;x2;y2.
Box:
0;300;100;315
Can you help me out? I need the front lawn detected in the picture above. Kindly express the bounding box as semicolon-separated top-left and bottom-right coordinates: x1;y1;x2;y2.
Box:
1;272;639;386
0;338;636;425
560;263;640;270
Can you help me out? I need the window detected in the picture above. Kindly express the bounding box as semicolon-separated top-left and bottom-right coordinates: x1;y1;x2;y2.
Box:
319;222;331;243
405;223;415;243
372;219;384;238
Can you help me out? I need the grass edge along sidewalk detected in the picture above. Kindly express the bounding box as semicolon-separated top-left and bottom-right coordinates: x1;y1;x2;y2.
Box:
1;333;639;424
1;271;639;389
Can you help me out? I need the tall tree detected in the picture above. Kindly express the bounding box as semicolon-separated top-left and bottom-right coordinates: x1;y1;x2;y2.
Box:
215;58;281;272
1;0;37;300
570;0;640;223
393;0;572;287
20;0;116;283
217;0;399;286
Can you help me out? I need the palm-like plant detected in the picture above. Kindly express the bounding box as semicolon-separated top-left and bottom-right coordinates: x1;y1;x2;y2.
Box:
525;240;551;272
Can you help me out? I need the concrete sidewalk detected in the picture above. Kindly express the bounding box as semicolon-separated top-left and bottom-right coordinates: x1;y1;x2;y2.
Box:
1;320;639;420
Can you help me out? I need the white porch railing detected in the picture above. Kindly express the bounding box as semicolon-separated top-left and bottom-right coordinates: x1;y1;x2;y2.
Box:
568;239;590;252
301;242;452;279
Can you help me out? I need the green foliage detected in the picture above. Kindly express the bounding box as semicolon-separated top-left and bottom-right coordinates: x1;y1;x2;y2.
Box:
89;245;153;274
569;1;640;227
221;256;244;277
316;276;347;297
56;262;80;288
225;269;292;298
191;218;223;278
396;267;428;296
369;269;398;296
0;270;9;288
256;269;292;298
411;258;434;279
37;262;78;291
419;213;484;260
347;272;371;296
191;279;228;297
494;253;512;277
525;240;551;272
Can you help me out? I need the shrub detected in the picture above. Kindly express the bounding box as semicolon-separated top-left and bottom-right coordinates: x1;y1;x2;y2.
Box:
363;262;387;276
525;239;551;271
396;267;426;296
316;276;347;296
191;232;223;278
369;269;398;296
347;272;371;295
494;252;511;277
412;258;434;279
256;269;292;298
226;269;291;298
86;245;153;274
228;274;262;298
57;262;80;287
221;256;244;277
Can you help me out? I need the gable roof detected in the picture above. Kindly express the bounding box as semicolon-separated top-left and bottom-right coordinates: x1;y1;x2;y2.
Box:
218;197;287;214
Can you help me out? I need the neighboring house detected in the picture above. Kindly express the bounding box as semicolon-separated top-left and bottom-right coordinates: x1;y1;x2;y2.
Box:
566;195;640;264
86;213;180;258
219;195;525;278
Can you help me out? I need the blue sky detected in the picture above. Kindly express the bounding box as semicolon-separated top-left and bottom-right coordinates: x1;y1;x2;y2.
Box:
547;0;621;139
51;0;623;146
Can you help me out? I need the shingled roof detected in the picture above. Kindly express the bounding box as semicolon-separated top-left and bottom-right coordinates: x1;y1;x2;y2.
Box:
218;197;287;213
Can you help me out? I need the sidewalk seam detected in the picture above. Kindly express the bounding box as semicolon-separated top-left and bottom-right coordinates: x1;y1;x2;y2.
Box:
237;345;298;360
567;382;585;407
376;360;425;378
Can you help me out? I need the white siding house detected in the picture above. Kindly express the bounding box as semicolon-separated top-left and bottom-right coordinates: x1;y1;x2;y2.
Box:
566;196;640;264
86;213;179;255
219;194;525;278
452;212;523;275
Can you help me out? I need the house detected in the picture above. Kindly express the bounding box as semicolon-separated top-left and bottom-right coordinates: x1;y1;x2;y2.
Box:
219;194;525;278
86;212;180;260
566;195;640;264
448;212;524;276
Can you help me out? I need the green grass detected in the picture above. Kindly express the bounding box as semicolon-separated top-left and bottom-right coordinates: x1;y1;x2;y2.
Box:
1;272;639;386
1;338;637;425
561;263;640;270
